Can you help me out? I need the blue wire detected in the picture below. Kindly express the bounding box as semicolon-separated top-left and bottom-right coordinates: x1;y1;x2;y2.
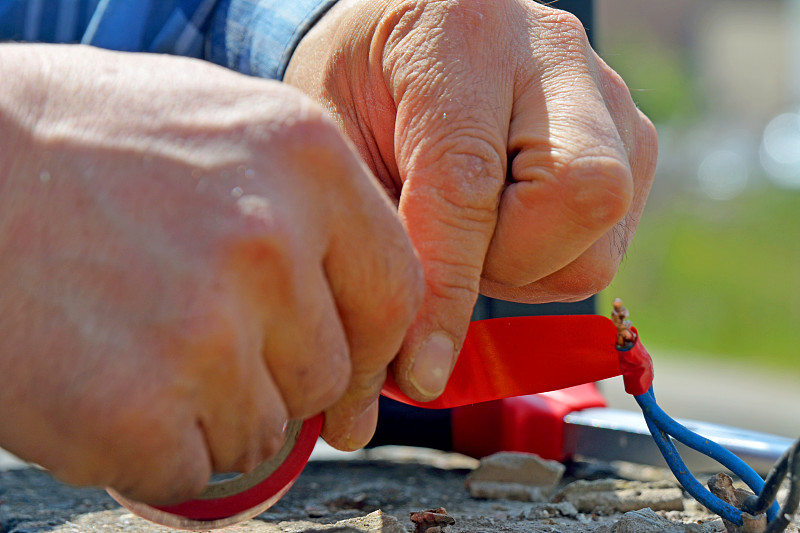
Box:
639;402;744;525
637;388;766;494
635;386;780;522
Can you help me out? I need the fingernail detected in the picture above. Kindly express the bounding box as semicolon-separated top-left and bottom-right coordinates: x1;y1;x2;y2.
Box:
409;332;454;398
345;400;379;450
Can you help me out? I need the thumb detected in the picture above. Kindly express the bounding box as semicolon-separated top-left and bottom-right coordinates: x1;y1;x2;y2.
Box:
388;56;512;403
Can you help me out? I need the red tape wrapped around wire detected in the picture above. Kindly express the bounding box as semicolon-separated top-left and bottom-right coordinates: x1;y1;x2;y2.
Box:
616;327;654;396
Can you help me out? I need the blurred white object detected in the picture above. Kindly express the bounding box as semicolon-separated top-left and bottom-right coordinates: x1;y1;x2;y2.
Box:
308;439;365;461
760;111;800;188
0;448;28;470
698;148;749;200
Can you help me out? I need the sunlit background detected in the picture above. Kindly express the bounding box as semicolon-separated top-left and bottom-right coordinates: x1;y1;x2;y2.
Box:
587;0;800;437
595;0;800;374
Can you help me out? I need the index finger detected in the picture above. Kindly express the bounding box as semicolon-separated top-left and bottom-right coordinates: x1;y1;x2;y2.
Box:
384;4;514;402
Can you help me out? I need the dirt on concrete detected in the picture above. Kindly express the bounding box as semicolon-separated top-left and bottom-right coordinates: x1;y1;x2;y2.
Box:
0;448;797;533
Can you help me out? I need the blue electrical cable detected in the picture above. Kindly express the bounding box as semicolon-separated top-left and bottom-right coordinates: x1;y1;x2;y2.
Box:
640;407;745;525
611;301;794;531
635;386;780;523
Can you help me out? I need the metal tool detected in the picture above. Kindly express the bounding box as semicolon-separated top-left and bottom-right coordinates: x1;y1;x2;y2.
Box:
564;406;795;475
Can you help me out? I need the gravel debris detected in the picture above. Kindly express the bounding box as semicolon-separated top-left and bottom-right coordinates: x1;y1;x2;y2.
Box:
2;451;797;533
593;508;722;533
552;479;684;514
466;452;565;502
466;452;565;487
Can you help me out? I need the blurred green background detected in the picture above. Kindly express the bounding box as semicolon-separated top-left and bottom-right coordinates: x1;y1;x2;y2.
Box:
594;0;800;374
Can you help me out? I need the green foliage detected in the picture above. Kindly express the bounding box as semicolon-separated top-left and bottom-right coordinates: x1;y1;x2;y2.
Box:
601;189;800;373
602;41;698;124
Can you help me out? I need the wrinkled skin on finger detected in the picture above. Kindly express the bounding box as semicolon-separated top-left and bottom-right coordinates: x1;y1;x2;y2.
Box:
0;44;423;503
286;0;658;403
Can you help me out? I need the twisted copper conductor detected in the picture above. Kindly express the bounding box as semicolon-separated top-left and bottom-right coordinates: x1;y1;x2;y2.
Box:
611;298;637;348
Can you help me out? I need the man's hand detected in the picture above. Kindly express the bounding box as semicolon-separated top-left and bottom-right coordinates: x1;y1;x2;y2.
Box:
285;0;658;402
0;44;422;503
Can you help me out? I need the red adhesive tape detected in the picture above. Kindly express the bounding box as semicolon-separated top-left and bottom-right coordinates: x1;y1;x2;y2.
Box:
116;414;324;529
382;314;625;408
617;327;654;396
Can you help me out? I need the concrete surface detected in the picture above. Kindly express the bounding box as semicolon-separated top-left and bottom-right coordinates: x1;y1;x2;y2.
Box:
1;352;798;532
0;451;735;533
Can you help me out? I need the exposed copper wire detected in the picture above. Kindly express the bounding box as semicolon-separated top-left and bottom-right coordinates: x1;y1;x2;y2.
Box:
611;298;637;348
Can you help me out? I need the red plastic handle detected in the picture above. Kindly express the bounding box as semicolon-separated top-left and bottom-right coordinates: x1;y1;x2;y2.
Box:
450;383;608;461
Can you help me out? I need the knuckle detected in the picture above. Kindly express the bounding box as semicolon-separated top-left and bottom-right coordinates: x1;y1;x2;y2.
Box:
639;110;658;143
411;141;503;222
637;111;660;176
538;9;590;56
563;156;633;232
424;255;482;304
545;10;588;41
269;115;364;194
222;219;304;308
251;95;348;166
283;346;350;419
281;108;340;147
437;0;496;25
600;67;638;114
231;226;294;274
265;101;344;155
596;56;631;95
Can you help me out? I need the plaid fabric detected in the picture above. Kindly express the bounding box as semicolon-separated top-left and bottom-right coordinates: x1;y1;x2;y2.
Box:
0;0;340;74
0;0;218;57
206;0;339;80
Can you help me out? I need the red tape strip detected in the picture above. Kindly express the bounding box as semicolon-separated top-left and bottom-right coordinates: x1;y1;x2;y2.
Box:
382;314;633;408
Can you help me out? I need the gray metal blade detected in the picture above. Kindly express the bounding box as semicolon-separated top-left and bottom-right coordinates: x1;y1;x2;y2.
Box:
563;408;795;476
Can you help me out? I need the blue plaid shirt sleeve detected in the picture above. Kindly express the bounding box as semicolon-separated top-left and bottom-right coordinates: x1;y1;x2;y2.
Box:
0;0;338;70
0;0;220;57
205;0;340;81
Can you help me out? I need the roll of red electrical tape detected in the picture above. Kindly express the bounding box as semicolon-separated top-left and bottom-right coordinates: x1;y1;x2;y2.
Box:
108;414;323;530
